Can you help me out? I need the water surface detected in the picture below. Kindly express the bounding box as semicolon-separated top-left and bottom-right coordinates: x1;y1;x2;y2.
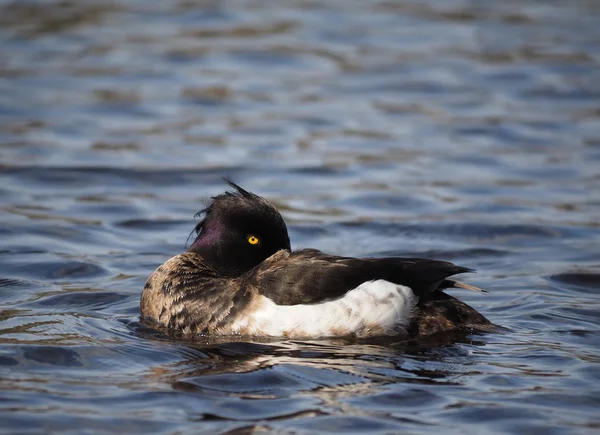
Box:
1;0;600;433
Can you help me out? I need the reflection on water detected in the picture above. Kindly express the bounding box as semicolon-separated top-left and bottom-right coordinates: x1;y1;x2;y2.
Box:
1;0;600;433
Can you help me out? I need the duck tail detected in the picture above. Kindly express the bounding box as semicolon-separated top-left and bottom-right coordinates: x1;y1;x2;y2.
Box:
441;279;486;293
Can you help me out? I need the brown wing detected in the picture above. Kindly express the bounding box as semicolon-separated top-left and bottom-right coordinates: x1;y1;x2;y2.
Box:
140;252;251;334
409;292;496;337
242;248;475;305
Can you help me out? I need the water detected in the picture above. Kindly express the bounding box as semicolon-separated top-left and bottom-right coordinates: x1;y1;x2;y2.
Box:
1;0;600;433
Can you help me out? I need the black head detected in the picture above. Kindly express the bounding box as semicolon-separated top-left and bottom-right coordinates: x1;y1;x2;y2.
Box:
188;180;291;276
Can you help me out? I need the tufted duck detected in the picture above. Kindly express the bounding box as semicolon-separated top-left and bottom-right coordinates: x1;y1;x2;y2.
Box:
140;181;494;338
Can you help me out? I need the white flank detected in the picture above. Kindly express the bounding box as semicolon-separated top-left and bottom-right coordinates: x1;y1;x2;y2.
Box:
230;280;417;338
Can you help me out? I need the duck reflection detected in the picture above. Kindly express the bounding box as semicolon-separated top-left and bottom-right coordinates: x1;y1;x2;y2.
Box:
136;325;490;399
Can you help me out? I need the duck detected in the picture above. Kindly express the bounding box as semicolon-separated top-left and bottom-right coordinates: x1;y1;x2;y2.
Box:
140;180;494;339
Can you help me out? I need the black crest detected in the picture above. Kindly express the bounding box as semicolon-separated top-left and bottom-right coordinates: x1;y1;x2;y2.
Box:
186;178;291;276
188;178;261;243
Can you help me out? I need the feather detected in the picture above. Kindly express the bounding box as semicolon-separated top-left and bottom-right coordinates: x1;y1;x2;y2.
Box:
243;249;479;305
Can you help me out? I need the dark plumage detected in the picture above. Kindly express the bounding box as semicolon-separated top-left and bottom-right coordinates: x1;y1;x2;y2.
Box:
140;180;495;338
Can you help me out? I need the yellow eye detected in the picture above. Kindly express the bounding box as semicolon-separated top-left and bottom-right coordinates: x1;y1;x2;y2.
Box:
247;235;260;245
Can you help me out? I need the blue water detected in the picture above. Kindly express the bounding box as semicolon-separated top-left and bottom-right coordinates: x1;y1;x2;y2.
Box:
1;0;600;433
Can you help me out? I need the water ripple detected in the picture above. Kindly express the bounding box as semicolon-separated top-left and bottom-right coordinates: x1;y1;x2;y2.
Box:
1;0;600;433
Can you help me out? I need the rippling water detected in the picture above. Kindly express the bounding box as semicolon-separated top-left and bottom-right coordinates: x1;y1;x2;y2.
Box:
2;0;600;433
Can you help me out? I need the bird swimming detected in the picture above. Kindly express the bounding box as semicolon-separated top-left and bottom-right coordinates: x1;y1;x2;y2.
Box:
140;180;494;338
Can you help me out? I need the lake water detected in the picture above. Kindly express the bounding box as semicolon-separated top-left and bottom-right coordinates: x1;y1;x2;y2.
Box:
1;0;600;433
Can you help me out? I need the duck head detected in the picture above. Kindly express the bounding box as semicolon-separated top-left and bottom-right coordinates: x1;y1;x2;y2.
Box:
189;180;291;277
